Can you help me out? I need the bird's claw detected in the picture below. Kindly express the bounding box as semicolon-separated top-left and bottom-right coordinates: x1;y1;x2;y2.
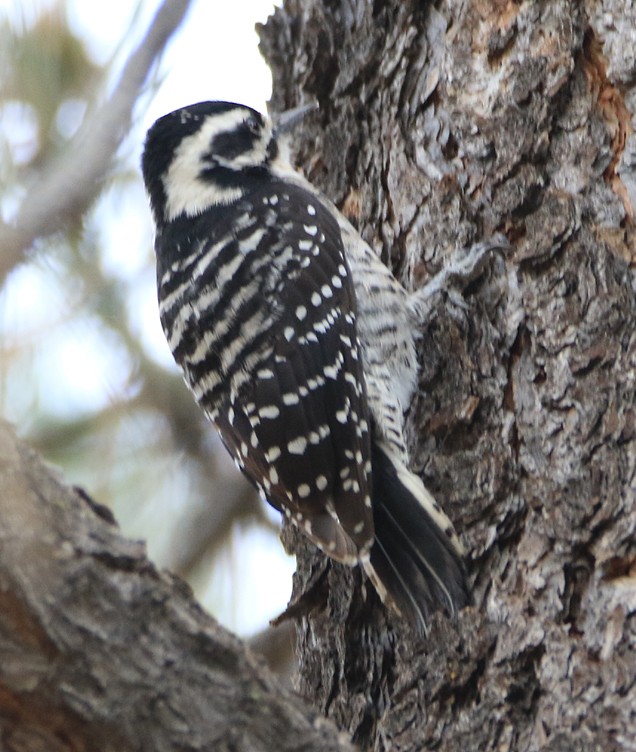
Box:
409;234;509;324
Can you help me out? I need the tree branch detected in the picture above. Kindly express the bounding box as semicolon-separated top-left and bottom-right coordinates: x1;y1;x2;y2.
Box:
0;421;354;752
0;0;192;287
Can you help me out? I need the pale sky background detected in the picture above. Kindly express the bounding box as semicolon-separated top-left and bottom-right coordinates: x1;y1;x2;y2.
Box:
0;0;298;636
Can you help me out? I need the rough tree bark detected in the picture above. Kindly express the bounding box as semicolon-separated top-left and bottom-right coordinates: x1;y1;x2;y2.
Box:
259;1;635;750
0;421;353;752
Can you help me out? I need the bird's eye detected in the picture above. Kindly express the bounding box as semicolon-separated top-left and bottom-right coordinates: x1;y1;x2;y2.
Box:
245;115;260;135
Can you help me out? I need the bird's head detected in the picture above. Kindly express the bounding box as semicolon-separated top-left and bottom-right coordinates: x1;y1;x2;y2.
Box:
142;100;316;224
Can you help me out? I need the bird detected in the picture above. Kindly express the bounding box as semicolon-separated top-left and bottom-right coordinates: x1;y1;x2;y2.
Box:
141;100;473;633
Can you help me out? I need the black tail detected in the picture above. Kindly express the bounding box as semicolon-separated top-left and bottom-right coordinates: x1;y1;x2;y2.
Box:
362;441;471;634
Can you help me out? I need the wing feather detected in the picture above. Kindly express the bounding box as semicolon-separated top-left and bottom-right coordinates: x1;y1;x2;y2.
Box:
213;181;373;561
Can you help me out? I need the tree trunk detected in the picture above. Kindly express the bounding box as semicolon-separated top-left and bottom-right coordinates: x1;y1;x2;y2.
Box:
259;1;636;750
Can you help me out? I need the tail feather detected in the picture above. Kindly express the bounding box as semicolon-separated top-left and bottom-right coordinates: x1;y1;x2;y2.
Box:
362;441;470;634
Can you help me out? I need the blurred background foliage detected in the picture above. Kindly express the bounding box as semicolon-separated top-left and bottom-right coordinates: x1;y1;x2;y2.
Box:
0;0;295;651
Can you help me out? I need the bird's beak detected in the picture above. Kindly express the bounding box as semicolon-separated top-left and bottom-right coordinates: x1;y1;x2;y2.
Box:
273;102;319;135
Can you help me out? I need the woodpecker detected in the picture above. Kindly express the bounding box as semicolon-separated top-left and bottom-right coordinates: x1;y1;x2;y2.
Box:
142;100;473;633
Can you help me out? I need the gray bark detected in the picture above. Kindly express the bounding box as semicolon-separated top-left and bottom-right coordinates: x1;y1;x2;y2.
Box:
0;421;353;752
259;1;636;750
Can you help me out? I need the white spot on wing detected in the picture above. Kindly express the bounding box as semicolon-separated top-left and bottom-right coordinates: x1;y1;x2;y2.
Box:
288;436;308;455
265;446;281;462
259;405;280;419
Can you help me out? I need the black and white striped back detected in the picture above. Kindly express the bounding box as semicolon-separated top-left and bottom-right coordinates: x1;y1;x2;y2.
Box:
156;179;375;563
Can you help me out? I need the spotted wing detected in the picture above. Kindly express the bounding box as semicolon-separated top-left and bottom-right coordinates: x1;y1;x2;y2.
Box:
214;180;374;562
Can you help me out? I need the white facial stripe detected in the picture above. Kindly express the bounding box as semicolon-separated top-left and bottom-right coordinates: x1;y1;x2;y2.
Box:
163;109;273;221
